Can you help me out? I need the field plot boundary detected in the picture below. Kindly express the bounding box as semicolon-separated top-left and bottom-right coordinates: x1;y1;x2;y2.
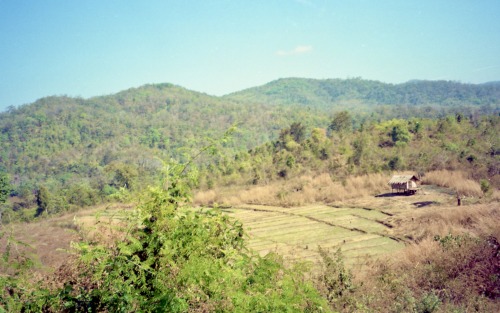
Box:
223;204;406;268
230;205;404;242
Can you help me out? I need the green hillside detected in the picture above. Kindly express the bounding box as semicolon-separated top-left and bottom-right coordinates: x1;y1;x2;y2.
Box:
0;83;327;216
227;77;500;107
1;79;499;312
0;78;499;219
226;78;500;119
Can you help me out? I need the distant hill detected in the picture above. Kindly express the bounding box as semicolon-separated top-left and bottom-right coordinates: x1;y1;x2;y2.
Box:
225;77;500;108
480;81;500;86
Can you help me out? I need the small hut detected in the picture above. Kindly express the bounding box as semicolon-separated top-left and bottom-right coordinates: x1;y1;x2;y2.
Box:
388;175;419;195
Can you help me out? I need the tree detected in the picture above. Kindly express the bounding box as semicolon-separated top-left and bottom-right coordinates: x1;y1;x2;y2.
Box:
388;156;404;170
36;185;51;216
105;162;139;190
279;122;306;144
329;111;352;133
0;172;10;204
317;247;353;306
289;122;306;143
352;136;366;166
391;124;411;146
142;127;162;148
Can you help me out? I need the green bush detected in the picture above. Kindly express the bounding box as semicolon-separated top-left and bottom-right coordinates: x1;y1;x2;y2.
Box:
317;247;354;310
480;179;490;195
0;159;330;312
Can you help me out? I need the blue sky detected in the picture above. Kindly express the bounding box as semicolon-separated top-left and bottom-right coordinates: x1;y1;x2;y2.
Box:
1;0;500;111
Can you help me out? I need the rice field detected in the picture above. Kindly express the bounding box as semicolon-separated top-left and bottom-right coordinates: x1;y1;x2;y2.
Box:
222;204;405;268
6;184;461;274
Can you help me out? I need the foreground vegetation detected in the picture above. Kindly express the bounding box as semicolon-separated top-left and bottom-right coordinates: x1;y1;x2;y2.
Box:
1;161;330;312
1;171;498;312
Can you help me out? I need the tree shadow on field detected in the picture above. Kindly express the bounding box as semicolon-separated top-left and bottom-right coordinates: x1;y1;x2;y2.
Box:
412;201;438;208
375;192;408;198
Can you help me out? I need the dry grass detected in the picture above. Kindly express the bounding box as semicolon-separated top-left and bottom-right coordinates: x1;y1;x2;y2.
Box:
391;202;500;243
423;170;483;197
0;203;133;275
357;233;500;312
193;189;218;205
0;217;80;274
347;201;500;312
194;173;392;207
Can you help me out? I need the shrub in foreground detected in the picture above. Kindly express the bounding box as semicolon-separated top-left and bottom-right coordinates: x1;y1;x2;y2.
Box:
1;163;330;312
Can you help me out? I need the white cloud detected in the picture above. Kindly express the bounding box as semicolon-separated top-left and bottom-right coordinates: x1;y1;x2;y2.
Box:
294;0;314;7
276;45;313;56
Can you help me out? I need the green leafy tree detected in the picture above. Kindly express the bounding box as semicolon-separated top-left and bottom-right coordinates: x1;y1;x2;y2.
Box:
279;122;306;145
0;171;10;204
329;111;352;133
351;136;366;166
391;124;411;146
388;156;404;170
317;247;354;309
289;122;306;143
105;162;139;190
142;127;162;148
36;185;51;216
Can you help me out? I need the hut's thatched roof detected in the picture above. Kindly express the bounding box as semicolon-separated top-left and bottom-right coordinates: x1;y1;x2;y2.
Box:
388;175;419;184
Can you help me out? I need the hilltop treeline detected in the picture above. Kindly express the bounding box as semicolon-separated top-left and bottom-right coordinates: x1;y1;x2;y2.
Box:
227;78;500;108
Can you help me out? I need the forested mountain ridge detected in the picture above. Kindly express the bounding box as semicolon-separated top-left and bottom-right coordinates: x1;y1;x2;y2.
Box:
226;77;500;110
0;83;328;216
0;78;499;219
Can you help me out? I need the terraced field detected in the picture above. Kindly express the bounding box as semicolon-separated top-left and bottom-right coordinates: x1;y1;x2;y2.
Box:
4;185;455;274
223;204;405;268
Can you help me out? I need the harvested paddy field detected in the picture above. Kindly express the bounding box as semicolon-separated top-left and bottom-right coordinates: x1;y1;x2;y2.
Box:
2;184;476;274
223;204;405;268
218;184;467;269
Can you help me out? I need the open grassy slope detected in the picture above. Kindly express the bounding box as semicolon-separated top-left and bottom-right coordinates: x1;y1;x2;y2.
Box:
0;204;132;274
